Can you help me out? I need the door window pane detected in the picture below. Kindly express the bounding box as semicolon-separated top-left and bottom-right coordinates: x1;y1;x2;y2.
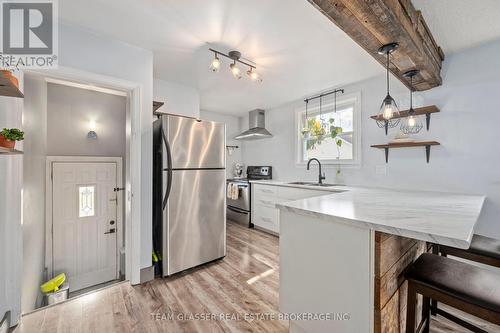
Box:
79;185;95;217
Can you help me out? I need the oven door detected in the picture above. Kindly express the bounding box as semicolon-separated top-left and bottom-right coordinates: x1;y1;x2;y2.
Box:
227;206;250;225
227;182;250;211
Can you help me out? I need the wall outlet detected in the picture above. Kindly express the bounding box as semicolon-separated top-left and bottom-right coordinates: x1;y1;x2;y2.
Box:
376;165;387;176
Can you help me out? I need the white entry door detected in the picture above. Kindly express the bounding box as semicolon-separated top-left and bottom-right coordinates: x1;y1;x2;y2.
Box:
52;162;118;292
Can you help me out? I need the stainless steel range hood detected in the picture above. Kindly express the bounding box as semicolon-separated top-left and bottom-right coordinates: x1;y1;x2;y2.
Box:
235;109;273;140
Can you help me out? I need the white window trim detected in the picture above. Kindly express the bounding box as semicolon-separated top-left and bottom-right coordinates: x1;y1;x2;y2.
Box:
295;91;362;166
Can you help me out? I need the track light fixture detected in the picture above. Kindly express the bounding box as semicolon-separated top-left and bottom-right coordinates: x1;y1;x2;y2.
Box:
376;42;400;134
209;48;262;82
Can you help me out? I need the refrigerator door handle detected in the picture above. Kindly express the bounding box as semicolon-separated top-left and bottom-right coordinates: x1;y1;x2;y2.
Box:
162;128;173;210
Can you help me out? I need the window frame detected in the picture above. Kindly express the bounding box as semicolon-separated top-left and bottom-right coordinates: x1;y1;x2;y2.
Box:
295;91;362;166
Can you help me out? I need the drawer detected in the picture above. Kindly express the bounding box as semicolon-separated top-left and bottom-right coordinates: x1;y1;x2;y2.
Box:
253;184;278;196
253;194;280;208
277;186;326;200
253;205;279;233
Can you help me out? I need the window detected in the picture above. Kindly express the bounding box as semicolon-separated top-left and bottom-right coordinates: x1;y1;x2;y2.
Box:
296;92;361;165
79;185;95;217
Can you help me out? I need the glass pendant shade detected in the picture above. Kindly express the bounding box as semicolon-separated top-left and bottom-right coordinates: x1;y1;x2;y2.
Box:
230;63;241;79
246;68;262;82
377;94;400;128
210;55;221;72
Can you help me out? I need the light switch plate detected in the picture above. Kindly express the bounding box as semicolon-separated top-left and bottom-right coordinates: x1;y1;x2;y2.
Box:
376;165;387;176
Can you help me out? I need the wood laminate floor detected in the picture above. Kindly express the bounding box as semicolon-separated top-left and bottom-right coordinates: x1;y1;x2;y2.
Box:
14;221;500;333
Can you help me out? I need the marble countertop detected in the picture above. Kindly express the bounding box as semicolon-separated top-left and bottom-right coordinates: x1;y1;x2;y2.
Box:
252;181;485;249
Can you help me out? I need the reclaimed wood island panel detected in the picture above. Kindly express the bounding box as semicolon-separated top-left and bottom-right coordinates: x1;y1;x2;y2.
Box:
374;232;427;333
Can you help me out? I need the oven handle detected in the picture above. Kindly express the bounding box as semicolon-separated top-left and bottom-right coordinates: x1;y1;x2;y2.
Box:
227;206;249;215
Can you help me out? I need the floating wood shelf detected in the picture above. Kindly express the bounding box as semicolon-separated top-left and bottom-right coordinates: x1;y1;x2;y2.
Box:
0;70;24;98
0;147;23;155
371;106;440;134
371;141;440;163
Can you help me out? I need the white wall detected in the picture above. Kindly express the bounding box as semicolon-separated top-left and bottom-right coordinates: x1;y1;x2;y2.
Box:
0;72;23;326
243;40;500;239
21;75;48;313
47;83;126;157
154;79;200;118
200;110;243;179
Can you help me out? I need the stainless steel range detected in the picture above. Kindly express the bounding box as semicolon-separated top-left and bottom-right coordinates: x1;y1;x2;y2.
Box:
226;166;272;227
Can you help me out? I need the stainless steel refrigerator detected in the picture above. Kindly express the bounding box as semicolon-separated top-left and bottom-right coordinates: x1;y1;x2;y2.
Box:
153;114;226;276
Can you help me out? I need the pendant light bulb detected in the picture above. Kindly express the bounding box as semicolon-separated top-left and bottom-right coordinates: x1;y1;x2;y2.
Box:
230;62;241;79
408;115;417;127
382;95;398;120
210;53;221;72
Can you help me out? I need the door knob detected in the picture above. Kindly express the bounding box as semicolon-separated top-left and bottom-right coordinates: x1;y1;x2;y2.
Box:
104;228;116;234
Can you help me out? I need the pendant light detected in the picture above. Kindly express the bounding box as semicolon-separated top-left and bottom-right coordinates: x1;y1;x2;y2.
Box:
376;43;401;133
400;70;424;134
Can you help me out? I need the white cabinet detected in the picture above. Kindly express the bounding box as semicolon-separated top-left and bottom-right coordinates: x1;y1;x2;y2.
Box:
251;184;326;234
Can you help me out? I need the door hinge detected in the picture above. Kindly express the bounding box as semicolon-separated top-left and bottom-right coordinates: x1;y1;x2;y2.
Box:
114;187;125;192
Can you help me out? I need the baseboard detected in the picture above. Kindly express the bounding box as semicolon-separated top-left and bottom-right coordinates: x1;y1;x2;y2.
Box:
140;266;155;283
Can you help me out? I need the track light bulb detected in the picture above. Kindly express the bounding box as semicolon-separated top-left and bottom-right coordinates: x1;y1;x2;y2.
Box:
210;54;221;72
247;68;262;82
230;63;241;79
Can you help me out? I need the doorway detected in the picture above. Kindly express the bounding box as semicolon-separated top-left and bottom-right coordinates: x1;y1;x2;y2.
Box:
21;72;139;313
47;157;123;293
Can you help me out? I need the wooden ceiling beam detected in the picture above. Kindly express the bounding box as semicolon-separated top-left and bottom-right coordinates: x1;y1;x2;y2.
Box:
308;0;444;91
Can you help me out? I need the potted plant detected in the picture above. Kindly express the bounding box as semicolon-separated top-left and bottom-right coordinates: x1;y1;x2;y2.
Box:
0;128;24;149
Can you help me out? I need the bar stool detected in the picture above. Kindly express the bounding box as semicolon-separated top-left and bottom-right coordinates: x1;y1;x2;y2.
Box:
437;234;500;268
431;235;500;318
405;253;500;333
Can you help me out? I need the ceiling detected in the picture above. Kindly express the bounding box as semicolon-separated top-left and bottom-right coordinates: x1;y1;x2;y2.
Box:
59;0;500;115
58;0;383;115
413;0;500;54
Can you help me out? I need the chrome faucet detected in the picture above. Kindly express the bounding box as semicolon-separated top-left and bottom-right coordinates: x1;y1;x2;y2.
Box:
307;158;326;184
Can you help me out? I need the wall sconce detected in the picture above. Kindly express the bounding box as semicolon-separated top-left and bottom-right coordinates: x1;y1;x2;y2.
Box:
87;119;98;139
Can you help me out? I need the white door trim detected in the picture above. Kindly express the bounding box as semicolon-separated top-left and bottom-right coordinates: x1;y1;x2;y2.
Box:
26;66;143;285
45;156;124;280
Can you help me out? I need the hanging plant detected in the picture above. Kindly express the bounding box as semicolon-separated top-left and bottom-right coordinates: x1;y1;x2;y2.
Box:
302;88;345;158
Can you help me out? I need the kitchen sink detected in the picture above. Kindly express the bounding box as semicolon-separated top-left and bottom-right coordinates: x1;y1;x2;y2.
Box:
287;181;345;187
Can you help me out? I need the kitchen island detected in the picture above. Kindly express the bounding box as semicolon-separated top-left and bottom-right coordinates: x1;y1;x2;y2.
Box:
252;181;485;333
